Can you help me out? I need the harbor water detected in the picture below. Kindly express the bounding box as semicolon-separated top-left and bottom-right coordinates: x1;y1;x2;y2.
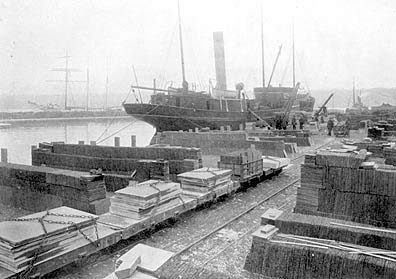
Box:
0;117;155;165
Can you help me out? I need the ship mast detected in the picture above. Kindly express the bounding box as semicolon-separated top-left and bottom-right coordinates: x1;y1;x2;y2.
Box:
292;21;296;89
261;7;265;87
177;1;188;92
352;78;356;106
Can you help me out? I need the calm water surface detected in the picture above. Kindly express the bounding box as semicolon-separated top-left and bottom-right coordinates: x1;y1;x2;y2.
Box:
0;117;155;165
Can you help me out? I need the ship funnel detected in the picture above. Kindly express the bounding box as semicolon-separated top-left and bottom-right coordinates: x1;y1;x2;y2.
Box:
213;31;227;90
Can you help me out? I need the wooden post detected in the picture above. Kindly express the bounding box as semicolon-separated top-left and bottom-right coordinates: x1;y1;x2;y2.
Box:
114;137;120;147
1;148;7;163
131;135;136;147
195;127;199;133
90;141;96;146
78;141;85;145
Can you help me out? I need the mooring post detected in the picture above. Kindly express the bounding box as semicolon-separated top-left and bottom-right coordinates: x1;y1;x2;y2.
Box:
226;125;231;131
195;127;199;133
78;141;85;145
90;141;96;146
114;137;120;147
1;148;7;163
131;135;136;147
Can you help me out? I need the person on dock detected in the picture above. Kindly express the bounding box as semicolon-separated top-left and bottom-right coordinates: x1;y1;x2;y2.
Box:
299;116;305;130
327;117;334;136
291;115;297;130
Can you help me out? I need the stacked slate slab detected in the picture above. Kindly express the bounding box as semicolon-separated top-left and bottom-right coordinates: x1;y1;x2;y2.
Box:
0;162;107;214
247;130;312;146
109;180;182;220
0;207;99;273
177;168;233;196
295;149;396;228
151;131;288;157
384;146;396;166
217;148;263;181
32;143;203;183
244;223;396;279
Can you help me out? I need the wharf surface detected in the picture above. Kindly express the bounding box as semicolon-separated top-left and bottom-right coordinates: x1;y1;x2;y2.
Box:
41;134;332;279
0;133;333;279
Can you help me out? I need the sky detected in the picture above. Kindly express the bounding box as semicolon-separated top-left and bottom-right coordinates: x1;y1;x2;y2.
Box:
1;0;396;103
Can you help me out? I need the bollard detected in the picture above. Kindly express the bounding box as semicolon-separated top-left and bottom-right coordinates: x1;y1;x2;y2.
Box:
220;126;225;132
195;127;199;133
131;135;136;147
78;141;85;145
114;137;120;147
1;148;7;163
90;141;96;146
239;123;244;131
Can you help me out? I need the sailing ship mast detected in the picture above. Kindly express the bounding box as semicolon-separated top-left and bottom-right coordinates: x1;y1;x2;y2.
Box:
177;1;188;93
292;21;296;88
261;7;265;88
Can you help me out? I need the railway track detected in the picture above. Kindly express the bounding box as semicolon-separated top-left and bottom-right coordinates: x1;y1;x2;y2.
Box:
54;138;335;279
158;139;336;278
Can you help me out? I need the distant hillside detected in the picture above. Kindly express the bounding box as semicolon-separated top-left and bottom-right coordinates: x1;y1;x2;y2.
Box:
311;88;396;109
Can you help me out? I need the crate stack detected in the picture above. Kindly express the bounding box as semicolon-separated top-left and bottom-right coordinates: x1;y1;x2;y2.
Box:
217;148;263;181
0;207;98;273
177;168;233;197
295;149;396;228
109;180;182;220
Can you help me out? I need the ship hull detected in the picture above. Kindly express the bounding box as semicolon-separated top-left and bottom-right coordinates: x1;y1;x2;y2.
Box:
123;103;250;132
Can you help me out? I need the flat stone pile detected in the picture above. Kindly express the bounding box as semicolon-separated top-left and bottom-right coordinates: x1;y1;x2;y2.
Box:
32;142;203;182
244;149;396;279
0;162;107;214
151;130;291;157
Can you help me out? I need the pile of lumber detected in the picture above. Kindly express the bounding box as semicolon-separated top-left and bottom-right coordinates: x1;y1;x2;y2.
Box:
109;180;182;220
0;207;98;273
217;148;263;181
295;149;396;228
177;168;232;196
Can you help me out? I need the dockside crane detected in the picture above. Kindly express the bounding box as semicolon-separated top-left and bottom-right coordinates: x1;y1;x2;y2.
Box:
314;93;334;118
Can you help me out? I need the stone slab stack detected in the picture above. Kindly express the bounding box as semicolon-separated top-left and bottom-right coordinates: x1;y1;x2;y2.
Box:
32;144;172;182
295;150;396;228
217;148;263;182
109;180;182;220
0;207;99;273
0;162;107;214
33;142;203;182
151;131;288;157
177;168;233;197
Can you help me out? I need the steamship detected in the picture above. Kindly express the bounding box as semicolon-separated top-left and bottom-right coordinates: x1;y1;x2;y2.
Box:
123;5;313;132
